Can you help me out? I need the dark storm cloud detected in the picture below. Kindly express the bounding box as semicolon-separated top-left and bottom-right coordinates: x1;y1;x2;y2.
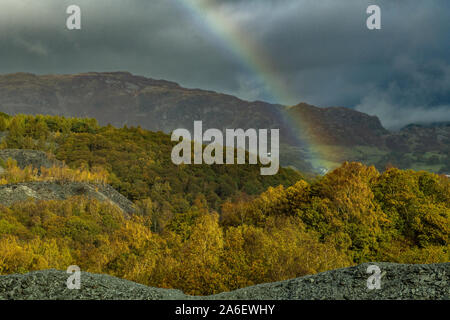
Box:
0;0;448;128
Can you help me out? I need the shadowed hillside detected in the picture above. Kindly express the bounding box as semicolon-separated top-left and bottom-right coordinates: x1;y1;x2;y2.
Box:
1;72;448;173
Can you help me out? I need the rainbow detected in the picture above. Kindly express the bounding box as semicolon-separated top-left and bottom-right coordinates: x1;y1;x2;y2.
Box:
175;0;331;172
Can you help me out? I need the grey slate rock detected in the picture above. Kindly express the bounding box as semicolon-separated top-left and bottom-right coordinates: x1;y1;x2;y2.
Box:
0;263;448;300
0;181;136;214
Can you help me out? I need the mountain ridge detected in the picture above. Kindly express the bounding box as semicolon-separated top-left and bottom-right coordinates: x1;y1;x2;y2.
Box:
1;72;448;173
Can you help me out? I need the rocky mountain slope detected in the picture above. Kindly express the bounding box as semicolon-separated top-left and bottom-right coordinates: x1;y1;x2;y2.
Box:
0;72;448;173
0;182;135;214
0;263;448;300
0;72;392;147
0;149;135;214
0;72;284;134
0;149;61;170
287;103;389;147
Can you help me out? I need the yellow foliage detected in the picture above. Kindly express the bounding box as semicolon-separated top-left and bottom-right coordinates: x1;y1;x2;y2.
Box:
0;161;448;296
0;159;109;185
0;235;72;274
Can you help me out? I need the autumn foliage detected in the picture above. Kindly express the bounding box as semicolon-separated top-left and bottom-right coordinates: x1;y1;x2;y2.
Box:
0;162;448;295
0;158;109;185
0;114;448;295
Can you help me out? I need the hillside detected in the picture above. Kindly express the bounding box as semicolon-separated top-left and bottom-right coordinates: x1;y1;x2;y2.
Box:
0;113;302;214
0;113;447;297
1;72;448;173
0;149;61;170
0;72;284;133
287;103;389;147
0;148;135;214
0;182;135;214
1;263;448;300
0;142;447;296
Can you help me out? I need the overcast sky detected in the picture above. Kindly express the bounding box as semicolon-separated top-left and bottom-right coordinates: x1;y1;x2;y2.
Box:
0;0;448;129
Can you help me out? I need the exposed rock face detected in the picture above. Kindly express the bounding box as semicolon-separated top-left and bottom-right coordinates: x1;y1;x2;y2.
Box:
0;149;135;214
213;262;449;300
0;182;135;214
287;103;389;147
391;122;450;153
0;263;448;300
0;269;186;300
0;149;62;169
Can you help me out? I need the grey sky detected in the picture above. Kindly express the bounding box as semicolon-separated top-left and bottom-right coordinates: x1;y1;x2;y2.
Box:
0;0;448;129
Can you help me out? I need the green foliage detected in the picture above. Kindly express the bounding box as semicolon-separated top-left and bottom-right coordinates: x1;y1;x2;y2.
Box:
0;158;109;185
221;162;449;264
0;113;448;296
0;114;301;215
53;120;301;212
0;162;448;296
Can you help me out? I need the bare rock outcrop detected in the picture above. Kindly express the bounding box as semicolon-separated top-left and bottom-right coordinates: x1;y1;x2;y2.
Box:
0;263;448;300
0;181;135;214
0;149;62;170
